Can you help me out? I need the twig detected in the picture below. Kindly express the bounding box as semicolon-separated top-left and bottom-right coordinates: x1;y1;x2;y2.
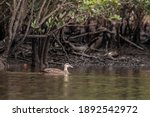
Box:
19;34;47;38
69;27;110;39
0;0;6;5
37;0;47;23
70;31;102;39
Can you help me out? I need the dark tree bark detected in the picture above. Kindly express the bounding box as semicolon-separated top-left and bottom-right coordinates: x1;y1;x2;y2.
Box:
32;39;40;67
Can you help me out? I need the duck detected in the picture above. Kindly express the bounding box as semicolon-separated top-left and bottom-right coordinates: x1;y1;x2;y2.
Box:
42;63;73;76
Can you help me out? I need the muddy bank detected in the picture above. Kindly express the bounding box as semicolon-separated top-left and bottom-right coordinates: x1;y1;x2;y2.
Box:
7;45;150;71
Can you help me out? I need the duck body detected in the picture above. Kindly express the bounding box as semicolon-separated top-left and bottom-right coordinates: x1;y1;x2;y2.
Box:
42;63;73;76
43;68;66;76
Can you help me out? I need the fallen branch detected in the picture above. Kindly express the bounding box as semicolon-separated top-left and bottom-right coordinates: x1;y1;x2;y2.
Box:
119;34;144;50
72;51;98;59
64;41;87;52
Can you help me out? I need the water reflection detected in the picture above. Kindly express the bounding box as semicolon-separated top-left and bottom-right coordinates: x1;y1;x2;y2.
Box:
0;65;150;100
0;72;8;99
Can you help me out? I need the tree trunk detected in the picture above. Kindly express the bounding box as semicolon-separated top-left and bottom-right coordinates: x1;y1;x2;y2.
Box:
43;37;50;67
32;39;40;67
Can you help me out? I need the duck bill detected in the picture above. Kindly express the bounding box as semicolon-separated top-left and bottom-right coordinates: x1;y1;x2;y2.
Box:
69;65;73;68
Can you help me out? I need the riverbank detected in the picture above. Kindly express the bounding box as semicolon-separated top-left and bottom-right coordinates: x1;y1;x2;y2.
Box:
6;45;150;71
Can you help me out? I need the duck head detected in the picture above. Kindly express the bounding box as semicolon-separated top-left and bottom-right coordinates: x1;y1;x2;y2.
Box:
64;63;73;74
64;63;73;69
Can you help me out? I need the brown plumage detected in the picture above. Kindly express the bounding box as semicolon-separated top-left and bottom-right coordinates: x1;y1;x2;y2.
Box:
42;63;73;76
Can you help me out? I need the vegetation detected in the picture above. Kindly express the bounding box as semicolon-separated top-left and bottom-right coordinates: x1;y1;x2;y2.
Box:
0;0;150;70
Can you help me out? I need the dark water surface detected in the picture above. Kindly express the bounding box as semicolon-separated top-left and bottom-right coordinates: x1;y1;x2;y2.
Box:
0;64;150;100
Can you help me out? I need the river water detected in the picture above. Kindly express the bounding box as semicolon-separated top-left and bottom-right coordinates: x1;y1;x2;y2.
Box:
0;64;150;100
